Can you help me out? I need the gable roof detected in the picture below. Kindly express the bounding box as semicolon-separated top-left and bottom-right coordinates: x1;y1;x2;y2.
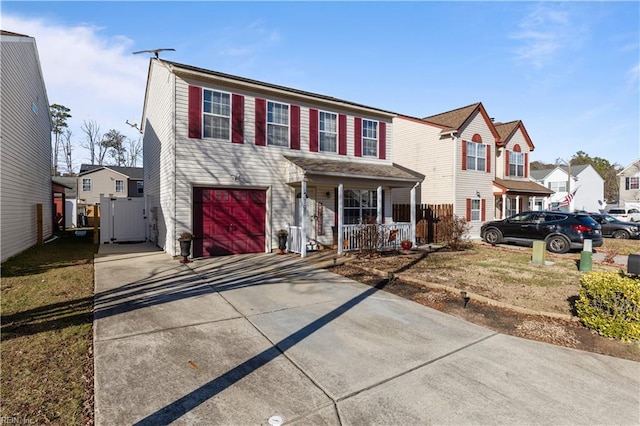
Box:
422;102;500;143
78;164;143;179
494;120;535;150
494;178;554;195
0;30;30;37
529;164;591;181
617;159;640;176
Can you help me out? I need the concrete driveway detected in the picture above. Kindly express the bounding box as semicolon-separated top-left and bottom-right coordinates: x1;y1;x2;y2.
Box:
93;243;639;425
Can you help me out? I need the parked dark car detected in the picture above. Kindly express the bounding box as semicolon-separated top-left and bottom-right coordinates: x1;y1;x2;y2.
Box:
481;211;603;254
587;213;640;239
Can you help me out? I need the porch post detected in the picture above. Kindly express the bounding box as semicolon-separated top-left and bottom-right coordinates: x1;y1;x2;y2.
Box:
338;183;344;254
515;195;520;214
376;186;383;224
501;194;507;218
531;196;537;211
301;180;307;258
410;184;417;246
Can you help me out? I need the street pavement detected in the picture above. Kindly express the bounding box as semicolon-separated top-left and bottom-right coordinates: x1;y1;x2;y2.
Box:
93;243;640;425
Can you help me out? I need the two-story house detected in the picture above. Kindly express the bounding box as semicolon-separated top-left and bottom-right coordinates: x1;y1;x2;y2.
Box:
392;103;552;238
77;164;144;225
141;59;422;258
618;159;640;205
530;164;605;212
1;30;53;261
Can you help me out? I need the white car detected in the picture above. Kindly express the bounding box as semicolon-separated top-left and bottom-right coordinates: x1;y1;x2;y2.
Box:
608;208;640;222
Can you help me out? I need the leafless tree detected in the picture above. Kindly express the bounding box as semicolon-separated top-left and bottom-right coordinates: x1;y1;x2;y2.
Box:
126;137;143;167
80;120;101;165
61;128;74;175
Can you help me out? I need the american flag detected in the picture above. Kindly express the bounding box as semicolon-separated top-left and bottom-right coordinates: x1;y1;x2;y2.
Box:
558;188;578;207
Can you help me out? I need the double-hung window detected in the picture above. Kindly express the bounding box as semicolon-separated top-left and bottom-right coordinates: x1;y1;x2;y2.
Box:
627;177;639;190
466;142;486;171
343;189;378;225
267;101;289;146
548;181;567;193
362;120;378;157
319;111;337;152
137;181;144;194
509;151;524;176
82;178;91;192
470;199;481;221
203;89;230;140
115;180;124;193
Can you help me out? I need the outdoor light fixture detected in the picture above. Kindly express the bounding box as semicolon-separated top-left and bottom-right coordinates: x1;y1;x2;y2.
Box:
476;191;481;198
460;291;470;308
326;191;331;199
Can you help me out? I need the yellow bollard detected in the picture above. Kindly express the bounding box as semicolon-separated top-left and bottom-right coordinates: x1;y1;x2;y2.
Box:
532;241;545;265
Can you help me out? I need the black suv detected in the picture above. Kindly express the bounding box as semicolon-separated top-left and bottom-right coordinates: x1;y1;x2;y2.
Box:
588;213;640;239
481;211;603;253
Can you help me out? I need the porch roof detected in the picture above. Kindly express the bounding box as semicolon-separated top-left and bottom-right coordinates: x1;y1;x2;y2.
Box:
494;178;554;195
284;156;424;187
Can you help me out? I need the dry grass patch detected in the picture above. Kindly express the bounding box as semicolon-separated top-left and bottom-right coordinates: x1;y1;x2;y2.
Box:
1;232;97;425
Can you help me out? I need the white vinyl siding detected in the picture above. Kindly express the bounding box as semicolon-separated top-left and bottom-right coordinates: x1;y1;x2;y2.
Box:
0;34;53;262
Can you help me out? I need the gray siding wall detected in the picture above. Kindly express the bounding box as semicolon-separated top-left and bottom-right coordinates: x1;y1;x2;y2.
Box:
142;61;176;254
1;35;52;262
619;160;640;204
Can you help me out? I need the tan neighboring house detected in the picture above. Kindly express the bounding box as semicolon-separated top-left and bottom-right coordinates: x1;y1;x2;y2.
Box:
77;164;144;224
0;30;53;262
617;159;640;205
392;103;552;237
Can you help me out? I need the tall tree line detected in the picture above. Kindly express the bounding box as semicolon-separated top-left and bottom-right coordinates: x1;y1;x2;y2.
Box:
50;104;142;175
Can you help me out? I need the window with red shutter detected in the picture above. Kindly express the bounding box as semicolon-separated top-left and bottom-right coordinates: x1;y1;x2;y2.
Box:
231;94;244;144
290;105;300;150
255;98;266;146
354;117;362;157
188;86;202;139
338;114;347;155
309;109;318;152
379;122;386;160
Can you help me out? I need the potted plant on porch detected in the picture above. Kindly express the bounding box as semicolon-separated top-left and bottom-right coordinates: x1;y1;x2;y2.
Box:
401;239;413;253
277;229;288;255
179;231;194;263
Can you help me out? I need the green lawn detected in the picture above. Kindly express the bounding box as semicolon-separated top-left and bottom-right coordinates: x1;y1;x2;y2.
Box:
1;232;97;424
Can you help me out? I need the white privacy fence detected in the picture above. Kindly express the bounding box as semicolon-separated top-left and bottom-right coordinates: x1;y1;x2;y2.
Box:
341;223;411;252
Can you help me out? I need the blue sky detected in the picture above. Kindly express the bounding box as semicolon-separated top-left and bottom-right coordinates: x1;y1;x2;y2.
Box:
3;1;639;170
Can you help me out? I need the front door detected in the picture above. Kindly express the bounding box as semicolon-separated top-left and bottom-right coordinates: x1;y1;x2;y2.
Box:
193;188;266;257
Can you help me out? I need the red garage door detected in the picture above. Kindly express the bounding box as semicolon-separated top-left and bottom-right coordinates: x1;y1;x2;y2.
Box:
193;188;266;257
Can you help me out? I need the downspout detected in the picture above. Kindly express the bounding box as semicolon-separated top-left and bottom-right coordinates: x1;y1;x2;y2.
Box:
410;180;419;246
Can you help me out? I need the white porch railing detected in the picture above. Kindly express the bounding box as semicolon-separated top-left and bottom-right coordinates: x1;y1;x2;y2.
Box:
287;225;302;254
342;223;411;252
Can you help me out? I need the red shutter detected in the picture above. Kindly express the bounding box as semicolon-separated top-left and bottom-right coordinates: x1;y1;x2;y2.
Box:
466;198;471;221
505;150;510;176
486;145;491;173
290;105;300;150
255;98;266;146
338;114;347;155
354;117;362;157
378;122;386;160
188;86;202;139
481;199;486;221
309;109;319;152
232;94;244;144
461;140;467;170
524;153;529;177
626;178;630;190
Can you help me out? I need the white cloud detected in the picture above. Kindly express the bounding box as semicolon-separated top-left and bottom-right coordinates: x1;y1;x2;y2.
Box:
3;14;148;168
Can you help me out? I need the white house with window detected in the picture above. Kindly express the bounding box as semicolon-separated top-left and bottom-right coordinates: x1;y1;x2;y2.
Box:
530;164;604;212
141;59;423;258
618;159;640;205
392;103;551;238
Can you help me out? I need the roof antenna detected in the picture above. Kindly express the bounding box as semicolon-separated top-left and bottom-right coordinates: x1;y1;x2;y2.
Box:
132;48;175;59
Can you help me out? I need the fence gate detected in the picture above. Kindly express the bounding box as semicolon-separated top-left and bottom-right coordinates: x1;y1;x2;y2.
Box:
99;196;147;244
392;203;453;244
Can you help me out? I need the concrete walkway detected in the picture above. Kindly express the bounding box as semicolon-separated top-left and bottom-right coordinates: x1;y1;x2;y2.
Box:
93;243;640;425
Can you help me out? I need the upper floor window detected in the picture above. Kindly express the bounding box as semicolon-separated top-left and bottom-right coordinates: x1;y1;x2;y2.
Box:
82;178;91;192
137;181;144;194
548;181;567;192
466;141;486;171
203;89;230;140
267;101;289;146
362;119;378;157
115;180;124;192
319;111;337;152
509;151;524;177
626;177;639;190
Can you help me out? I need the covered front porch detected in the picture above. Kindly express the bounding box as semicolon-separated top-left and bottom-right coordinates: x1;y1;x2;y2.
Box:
283;156;423;257
493;178;554;219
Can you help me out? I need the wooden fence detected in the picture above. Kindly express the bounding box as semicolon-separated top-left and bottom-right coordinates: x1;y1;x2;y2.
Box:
392;203;454;244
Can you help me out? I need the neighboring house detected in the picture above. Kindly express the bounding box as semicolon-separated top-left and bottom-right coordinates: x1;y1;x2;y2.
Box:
52;176;78;229
141;59;423;258
77;165;144;226
617;159;640;205
392;103;551;238
530;164;605;212
0;30;53;262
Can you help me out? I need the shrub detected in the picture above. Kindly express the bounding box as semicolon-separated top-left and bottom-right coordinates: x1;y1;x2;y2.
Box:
438;214;473;251
575;271;640;341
